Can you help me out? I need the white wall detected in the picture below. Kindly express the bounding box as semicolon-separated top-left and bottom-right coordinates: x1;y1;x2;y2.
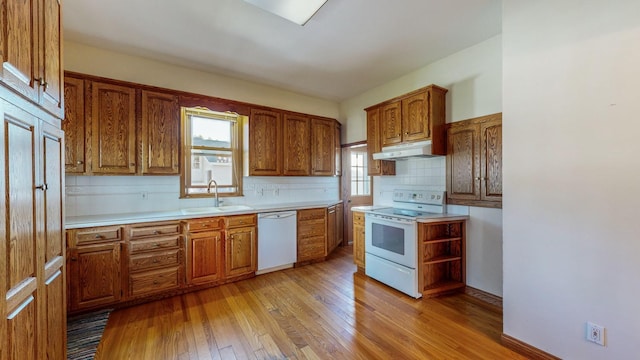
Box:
340;35;504;296
64;41;340;120
503;1;640;358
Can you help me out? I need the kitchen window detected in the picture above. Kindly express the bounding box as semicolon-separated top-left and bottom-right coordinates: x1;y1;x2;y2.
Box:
181;107;243;197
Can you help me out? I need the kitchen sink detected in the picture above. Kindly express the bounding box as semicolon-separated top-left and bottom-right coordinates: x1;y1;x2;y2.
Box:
180;205;253;215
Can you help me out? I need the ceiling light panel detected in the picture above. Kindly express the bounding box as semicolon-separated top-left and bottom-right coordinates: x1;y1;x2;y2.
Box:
243;0;328;25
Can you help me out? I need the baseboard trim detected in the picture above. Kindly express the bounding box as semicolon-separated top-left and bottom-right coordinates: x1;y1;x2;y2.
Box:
501;334;561;360
464;286;503;309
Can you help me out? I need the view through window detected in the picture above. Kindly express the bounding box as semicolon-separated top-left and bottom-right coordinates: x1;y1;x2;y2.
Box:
181;107;243;197
350;149;370;196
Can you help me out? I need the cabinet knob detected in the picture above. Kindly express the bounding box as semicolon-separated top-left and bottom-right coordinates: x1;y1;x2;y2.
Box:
153;280;158;285
94;234;103;239
475;177;481;181
130;163;136;166
153;259;159;263
153;243;160;247
153;230;159;235
70;257;77;261
35;77;48;90
404;132;409;135
76;160;84;165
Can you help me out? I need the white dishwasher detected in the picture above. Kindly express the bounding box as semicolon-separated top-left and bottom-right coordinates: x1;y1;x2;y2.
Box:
257;211;297;275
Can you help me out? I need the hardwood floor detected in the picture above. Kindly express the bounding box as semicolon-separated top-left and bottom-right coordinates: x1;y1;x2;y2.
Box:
96;247;525;359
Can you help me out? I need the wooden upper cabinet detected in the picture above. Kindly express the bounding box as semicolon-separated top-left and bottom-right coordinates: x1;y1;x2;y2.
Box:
283;113;310;176
310;118;334;176
381;102;402;147
366;107;395;176
446;113;502;208
249;109;283;176
402;91;429;142
63;76;86;174
0;0;63;117
334;122;342;176
90;82;137;174
141;90;180;175
39;0;64;117
373;85;448;154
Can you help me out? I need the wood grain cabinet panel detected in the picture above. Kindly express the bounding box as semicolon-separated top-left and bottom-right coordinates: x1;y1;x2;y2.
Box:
446;113;502;208
326;206;338;255
402;91;429;142
310;118;335;176
366;107;395;176
225;226;256;278
249;109;283;176
44;268;65;360
90;81;137;174
418;220;466;298
352;212;365;269
141;90;180;175
63;76;86;173
334;122;342;176
187;231;223;284
381;102;402;146
40;0;64;117
297;208;327;262
283;114;311;176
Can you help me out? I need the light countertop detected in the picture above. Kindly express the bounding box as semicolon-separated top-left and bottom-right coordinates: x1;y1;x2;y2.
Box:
350;205;469;223
66;200;343;229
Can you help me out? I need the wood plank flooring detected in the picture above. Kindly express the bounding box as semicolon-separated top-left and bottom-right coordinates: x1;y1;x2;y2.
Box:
96;247;525;359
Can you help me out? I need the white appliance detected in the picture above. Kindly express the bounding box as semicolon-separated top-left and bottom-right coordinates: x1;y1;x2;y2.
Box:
257;211;297;275
365;190;446;298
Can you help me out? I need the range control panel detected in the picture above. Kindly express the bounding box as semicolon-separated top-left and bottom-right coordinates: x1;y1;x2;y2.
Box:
392;190;446;205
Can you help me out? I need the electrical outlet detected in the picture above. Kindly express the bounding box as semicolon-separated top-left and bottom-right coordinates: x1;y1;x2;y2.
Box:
586;322;605;346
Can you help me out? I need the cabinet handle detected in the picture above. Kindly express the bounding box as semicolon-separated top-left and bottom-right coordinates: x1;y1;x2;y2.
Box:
35;77;48;91
94;234;103;239
153;243;160;247
35;184;48;191
153;280;158;285
475;177;481;181
404;132;409;135
153;259;159;263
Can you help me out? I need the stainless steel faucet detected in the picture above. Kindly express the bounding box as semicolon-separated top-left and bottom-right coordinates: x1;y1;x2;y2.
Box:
207;179;220;207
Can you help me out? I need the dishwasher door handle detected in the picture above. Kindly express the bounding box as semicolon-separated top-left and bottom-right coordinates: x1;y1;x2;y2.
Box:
259;212;297;220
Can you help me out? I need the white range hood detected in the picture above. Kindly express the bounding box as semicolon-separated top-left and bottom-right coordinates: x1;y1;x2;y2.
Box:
372;140;440;160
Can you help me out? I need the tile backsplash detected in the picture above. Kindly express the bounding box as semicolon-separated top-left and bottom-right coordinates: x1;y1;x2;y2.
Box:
65;175;340;217
374;156;446;206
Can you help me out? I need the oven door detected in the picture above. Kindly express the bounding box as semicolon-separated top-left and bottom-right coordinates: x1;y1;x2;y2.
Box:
365;213;417;269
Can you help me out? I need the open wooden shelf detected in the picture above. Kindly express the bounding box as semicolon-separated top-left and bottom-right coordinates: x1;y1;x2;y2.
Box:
418;220;466;298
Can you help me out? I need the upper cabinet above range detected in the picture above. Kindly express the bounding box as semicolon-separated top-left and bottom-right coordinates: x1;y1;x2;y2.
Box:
365;84;448;175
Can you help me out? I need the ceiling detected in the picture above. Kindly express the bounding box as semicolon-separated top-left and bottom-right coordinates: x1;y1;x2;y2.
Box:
63;0;502;102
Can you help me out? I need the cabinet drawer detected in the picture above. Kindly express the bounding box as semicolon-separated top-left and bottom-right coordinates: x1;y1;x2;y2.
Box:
129;223;180;239
129;267;180;298
130;249;181;271
185;218;224;232
297;208;326;221
298;222;325;237
353;212;365;224
225;214;256;228
130;236;181;253
298;236;326;260
75;226;122;245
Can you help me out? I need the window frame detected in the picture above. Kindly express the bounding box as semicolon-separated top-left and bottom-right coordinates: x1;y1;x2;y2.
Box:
180;107;243;198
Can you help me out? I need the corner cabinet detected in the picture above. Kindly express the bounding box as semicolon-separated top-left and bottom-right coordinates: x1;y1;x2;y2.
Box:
446;113;502;208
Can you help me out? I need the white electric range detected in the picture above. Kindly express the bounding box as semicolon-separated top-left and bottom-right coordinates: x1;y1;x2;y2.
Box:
364;190;446;298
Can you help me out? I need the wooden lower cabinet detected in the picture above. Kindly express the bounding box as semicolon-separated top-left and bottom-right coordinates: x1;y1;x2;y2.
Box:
297;208;327;263
225;214;257;279
127;221;182;298
44;266;66;360
67;236;123;311
186;229;224;285
418;220;466;298
352;212;365;269
326;205;338;254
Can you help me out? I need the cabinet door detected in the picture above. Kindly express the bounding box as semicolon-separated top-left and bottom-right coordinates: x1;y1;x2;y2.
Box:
68;242;122;311
402;91;429;142
366;108;395;176
0;0;39;102
39;0;64;117
481;120;502;202
283;114;310;176
249;109;282;175
187;231;223;284
44;267;65;360
334;122;341;176
2;102;40;360
381;101;402;146
225;227;256;278
336;203;344;246
326;207;337;254
447;124;480;202
90;82;137;174
62;76;86;173
141;90;179;174
353;223;365;269
310;118;334;176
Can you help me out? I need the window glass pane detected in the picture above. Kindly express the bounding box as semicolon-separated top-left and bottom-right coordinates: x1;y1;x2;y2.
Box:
189;149;234;186
191;116;231;144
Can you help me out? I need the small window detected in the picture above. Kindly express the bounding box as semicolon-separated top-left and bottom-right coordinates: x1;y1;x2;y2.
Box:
350;150;371;196
181;107;243;197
